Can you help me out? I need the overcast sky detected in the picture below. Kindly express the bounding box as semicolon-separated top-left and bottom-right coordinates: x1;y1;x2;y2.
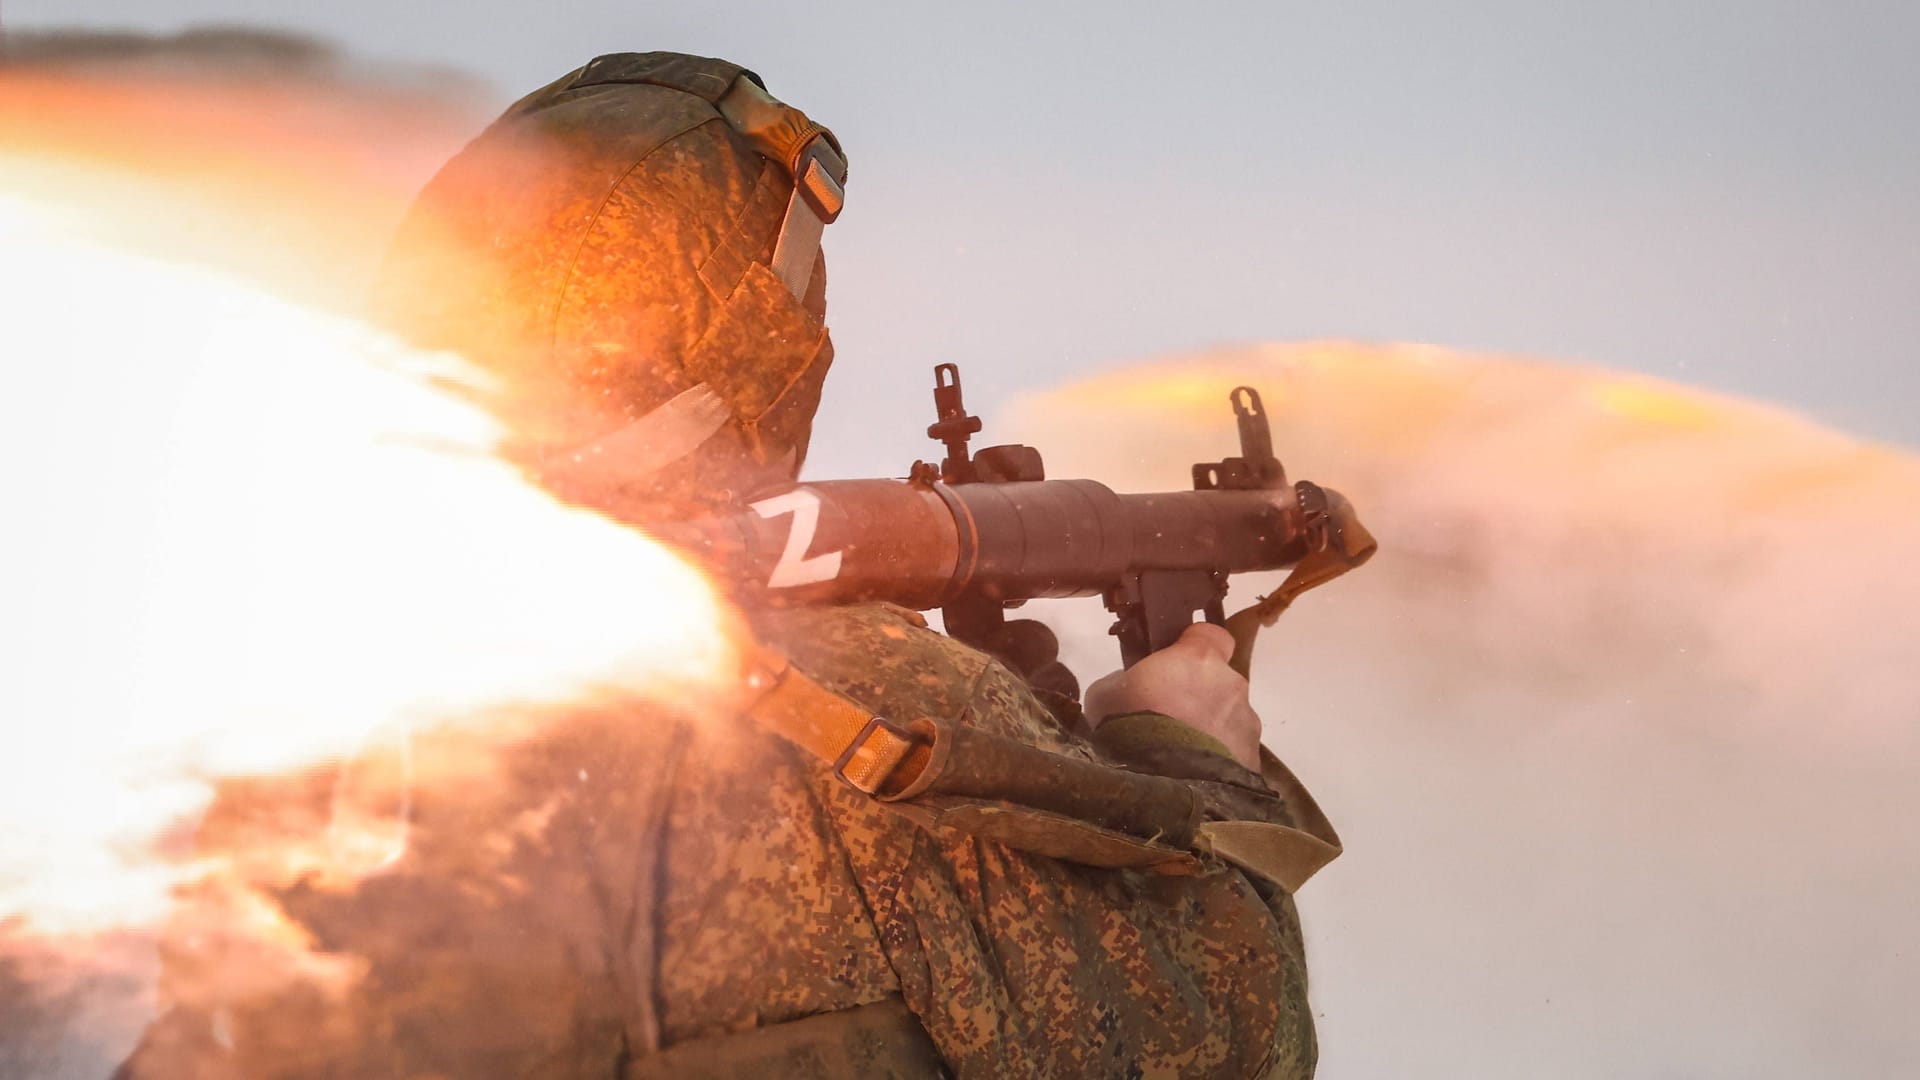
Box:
8;0;1916;478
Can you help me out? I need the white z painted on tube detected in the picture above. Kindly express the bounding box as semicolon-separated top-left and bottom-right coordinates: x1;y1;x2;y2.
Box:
749;488;844;587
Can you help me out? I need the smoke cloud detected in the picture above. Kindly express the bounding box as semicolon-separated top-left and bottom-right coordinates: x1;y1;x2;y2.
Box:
1006;342;1920;1079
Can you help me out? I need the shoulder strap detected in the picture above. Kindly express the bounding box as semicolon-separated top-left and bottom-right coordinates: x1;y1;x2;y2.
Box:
739;644;1340;890
742;645;929;795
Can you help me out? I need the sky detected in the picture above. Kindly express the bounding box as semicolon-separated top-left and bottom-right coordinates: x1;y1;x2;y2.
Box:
6;0;1917;480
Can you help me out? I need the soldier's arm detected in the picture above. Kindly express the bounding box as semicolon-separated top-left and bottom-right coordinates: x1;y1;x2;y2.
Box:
1082;622;1337;858
1083;622;1261;768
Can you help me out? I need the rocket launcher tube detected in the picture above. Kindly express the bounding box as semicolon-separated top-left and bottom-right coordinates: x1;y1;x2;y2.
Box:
649;477;1311;610
648;369;1373;682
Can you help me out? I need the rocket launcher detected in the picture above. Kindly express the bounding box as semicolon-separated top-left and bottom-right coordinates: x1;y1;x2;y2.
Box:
650;365;1376;696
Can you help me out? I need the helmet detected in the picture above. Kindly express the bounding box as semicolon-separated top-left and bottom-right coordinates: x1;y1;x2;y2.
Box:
372;52;846;518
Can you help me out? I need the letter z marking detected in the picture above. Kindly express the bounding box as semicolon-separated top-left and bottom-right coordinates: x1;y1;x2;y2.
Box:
749;488;844;588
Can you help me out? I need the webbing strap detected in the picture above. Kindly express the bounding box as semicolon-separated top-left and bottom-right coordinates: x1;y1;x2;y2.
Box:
1193;745;1345;893
1224;485;1378;679
739;645;1340;892
717;76;848;301
742;647;929;795
768;177;830;301
626;995;944;1079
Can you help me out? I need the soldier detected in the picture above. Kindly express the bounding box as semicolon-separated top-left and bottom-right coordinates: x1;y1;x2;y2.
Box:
120;52;1339;1078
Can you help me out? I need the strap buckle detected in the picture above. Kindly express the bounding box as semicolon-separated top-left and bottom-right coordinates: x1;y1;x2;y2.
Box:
832;714;922;795
769;134;847;301
792;136;847;223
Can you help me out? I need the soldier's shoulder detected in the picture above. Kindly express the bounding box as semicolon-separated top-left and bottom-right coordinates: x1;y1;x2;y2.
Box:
753;604;1085;752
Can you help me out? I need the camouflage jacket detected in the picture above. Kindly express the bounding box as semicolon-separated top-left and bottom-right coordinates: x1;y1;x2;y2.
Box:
120;605;1325;1078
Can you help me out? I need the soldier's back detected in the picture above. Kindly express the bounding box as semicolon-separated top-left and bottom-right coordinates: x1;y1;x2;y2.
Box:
121;603;1315;1078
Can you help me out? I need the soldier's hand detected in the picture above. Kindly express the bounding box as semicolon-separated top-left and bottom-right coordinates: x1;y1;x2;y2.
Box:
1082;622;1262;770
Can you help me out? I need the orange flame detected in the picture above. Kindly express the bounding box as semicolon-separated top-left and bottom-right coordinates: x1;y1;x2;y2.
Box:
0;61;757;1068
0;181;734;937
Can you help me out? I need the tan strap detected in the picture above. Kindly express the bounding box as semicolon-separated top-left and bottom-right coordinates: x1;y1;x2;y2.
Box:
742;646;929;795
883;719;1202;843
767;175;831;301
1226;485;1378;679
741;646;1199;846
1194;746;1344;892
717;75;848;301
1195;821;1340;895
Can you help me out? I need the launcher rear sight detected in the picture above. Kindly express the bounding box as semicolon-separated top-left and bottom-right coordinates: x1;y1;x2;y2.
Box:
914;363;1045;487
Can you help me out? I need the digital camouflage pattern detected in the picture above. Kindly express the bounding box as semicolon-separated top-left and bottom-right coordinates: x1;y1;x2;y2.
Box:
759;605;1319;1078
120;603;1318;1079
